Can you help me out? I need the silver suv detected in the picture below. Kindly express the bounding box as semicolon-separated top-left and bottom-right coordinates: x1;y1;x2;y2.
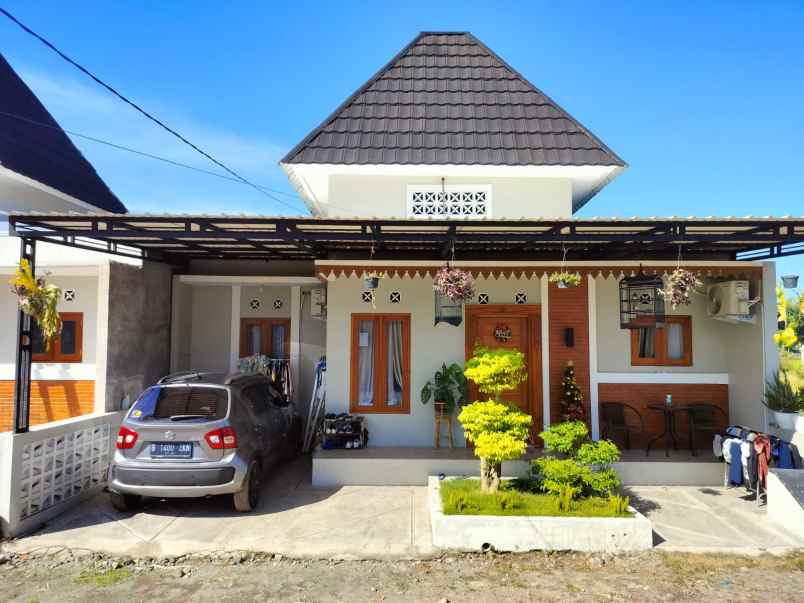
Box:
108;372;301;512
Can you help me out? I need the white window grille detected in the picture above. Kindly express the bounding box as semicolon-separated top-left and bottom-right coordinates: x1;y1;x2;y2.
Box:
407;185;491;219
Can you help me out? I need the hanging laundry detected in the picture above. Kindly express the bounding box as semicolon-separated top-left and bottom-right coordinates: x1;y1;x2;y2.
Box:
753;435;772;490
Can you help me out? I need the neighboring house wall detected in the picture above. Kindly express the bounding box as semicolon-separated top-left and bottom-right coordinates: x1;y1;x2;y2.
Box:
0;170;98;214
324;274;543;446
327;174;573;218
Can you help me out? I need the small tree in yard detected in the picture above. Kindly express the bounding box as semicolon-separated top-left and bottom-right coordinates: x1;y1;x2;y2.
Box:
459;347;532;493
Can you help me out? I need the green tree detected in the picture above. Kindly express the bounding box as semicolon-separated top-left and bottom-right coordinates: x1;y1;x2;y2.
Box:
459;346;532;493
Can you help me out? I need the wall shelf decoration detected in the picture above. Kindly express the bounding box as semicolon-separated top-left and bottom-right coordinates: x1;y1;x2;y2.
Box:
494;323;513;342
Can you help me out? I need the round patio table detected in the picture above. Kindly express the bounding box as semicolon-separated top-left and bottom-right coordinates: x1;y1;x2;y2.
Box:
645;404;687;457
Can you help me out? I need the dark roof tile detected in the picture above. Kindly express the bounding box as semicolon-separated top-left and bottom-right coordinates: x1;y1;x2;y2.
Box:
0;53;126;213
282;32;624;167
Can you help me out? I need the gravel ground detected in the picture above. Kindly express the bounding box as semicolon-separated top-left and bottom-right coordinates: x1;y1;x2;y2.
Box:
1;547;802;602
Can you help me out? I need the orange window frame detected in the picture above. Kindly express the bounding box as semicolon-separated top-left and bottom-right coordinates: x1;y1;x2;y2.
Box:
630;315;692;367
349;313;411;414
32;312;84;363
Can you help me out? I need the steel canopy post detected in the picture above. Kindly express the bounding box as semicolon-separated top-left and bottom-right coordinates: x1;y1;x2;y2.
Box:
13;237;36;434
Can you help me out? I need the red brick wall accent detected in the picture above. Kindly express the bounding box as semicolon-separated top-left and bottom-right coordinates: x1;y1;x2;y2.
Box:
597;383;729;448
548;281;590;424
0;380;95;432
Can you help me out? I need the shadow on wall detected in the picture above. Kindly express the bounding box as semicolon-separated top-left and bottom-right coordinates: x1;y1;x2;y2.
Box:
0;380;95;431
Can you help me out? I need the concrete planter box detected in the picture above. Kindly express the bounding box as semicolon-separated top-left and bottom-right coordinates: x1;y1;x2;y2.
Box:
428;476;653;552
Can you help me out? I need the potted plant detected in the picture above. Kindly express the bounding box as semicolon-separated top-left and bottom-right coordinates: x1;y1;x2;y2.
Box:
659;268;700;309
421;363;469;416
433;265;475;303
763;370;804;430
9;259;62;345
548;271;582;289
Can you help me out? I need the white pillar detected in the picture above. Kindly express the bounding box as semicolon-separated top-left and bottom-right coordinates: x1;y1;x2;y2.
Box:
169;275;181;373
94;263;110;412
588;275;600;440
540;275;551;430
761;262;780;431
290;286;302;404
229;285;241;373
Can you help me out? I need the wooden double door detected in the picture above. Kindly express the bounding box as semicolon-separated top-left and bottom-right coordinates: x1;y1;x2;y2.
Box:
240;318;290;359
465;305;542;439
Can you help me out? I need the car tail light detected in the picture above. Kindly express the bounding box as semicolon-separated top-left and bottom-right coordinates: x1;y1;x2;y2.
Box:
116;426;138;449
205;426;237;450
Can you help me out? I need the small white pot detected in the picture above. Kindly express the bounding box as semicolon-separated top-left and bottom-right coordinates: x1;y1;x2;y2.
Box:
770;409;801;431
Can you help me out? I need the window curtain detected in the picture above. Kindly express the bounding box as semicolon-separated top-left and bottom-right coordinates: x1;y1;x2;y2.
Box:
271;323;286;358
387;320;404;406
666;323;683;359
638;327;656;358
248;325;262;356
358;320;374;406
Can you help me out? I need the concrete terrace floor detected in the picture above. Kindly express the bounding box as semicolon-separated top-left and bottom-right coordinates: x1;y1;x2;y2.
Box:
5;456;803;558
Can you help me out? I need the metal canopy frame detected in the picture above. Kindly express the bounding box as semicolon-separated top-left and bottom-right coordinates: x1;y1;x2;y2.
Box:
8;214;804;264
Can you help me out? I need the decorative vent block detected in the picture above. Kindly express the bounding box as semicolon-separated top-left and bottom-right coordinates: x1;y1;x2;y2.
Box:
515;292;527;304
408;186;490;218
273;299;283;310
63;289;76;302
249;298;261;310
361;291;374;304
17;423;111;521
389;291;401;303
478;293;489;304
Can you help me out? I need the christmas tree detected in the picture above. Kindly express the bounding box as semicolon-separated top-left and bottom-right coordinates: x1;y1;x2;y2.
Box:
560;361;586;421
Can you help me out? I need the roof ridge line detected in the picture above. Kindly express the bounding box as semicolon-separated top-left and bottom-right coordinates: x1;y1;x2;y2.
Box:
462;32;627;168
280;32;429;164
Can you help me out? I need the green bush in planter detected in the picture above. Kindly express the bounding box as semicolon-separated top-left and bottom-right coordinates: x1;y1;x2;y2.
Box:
532;420;622;499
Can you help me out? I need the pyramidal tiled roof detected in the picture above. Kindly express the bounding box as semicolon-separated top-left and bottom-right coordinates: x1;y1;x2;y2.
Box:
282;32;625;167
0;53;126;213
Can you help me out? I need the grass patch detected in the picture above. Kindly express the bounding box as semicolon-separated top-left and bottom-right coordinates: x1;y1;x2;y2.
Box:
73;567;133;587
440;479;632;517
780;351;804;392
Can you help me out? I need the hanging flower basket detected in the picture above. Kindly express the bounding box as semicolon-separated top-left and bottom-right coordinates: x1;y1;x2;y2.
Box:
781;275;799;289
9;259;62;345
548;271;582;289
433;265;475;303
362;271;386;290
659;268;700;309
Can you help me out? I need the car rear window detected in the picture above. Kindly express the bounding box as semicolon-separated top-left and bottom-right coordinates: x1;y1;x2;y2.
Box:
129;386;228;421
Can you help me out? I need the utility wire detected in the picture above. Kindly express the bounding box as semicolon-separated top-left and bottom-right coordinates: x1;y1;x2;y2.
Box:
0;6;304;214
0;110;305;202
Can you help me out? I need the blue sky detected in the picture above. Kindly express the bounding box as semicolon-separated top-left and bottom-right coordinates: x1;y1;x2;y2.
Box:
1;1;802;285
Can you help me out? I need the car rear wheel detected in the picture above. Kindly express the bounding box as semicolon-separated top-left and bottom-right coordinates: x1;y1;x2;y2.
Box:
233;459;260;512
110;491;141;512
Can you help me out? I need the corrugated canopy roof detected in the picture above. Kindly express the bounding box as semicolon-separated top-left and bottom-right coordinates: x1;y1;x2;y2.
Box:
282;32;625;168
8;213;804;265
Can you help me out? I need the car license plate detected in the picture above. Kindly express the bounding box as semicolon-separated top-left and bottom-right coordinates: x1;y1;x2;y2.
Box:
151;442;193;459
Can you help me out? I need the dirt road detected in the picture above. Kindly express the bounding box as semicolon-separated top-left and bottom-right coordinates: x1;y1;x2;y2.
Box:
2;548;802;602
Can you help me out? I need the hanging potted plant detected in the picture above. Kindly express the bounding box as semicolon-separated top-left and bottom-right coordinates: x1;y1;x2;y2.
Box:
362;270;386;290
548;271;582;289
420;363;469;417
9;259;62;345
659;268;700;309
548;245;581;288
433;264;475;303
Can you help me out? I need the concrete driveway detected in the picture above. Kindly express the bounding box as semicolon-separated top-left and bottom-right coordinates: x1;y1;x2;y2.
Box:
7;455;436;559
5;457;803;559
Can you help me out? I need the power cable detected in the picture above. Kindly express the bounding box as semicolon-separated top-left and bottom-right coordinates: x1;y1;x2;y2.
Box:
0;110;306;202
0;6;304;214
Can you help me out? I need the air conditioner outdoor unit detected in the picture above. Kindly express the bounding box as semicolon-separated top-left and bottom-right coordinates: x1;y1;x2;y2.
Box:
706;280;757;324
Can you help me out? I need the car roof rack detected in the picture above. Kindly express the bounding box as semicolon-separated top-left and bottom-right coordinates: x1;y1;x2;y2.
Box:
157;371;209;384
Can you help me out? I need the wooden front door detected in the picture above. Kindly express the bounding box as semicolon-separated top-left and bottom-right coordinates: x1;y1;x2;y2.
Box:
240;318;291;359
466;305;542;438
